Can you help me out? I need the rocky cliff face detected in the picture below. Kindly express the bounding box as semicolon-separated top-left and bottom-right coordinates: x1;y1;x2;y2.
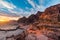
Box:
18;4;60;25
18;11;42;25
17;4;60;40
40;4;60;22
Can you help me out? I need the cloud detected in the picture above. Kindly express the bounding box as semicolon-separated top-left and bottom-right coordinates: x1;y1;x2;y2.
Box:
0;0;46;17
27;0;36;8
0;0;36;17
0;0;17;13
0;0;60;17
27;0;46;12
0;0;16;9
0;0;21;17
21;0;46;17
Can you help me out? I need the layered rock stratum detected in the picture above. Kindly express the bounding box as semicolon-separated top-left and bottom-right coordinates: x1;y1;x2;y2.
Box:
17;4;60;40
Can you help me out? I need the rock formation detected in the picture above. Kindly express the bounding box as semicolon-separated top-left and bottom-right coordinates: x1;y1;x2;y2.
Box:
17;4;60;40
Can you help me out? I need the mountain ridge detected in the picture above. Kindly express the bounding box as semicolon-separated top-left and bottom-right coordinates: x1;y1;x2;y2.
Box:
18;4;60;25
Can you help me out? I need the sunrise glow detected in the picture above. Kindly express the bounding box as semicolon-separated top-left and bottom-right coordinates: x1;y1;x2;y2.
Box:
0;16;9;22
0;19;9;22
0;16;19;22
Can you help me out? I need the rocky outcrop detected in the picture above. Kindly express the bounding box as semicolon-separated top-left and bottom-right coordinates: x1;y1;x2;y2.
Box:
18;17;27;23
18;14;39;25
18;4;60;24
17;4;60;40
0;26;26;40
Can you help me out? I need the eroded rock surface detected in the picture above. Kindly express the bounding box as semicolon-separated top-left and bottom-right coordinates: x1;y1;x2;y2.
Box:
17;4;60;40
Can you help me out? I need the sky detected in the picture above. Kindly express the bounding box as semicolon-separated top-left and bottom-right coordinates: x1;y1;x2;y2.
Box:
0;0;60;17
